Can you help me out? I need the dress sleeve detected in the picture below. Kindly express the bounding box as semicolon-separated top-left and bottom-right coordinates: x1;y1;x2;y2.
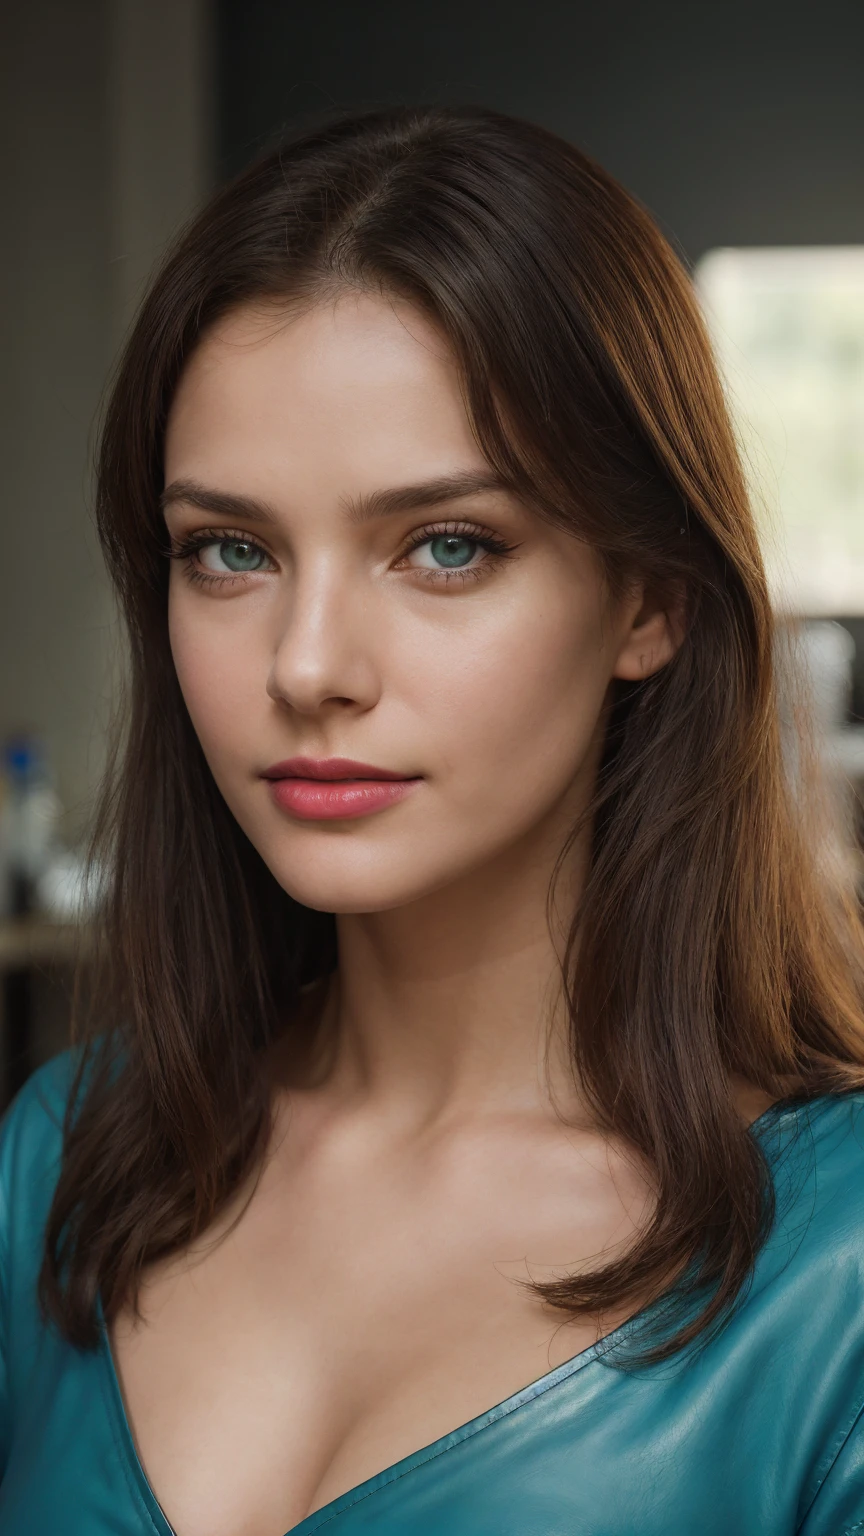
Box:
0;1089;17;1479
0;1050;76;1483
799;1397;864;1535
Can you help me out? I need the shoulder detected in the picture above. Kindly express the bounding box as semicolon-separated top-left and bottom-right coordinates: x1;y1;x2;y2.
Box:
0;1048;85;1256
771;1097;864;1536
743;1090;864;1392
755;1088;864;1239
0;1048;82;1165
747;1089;864;1294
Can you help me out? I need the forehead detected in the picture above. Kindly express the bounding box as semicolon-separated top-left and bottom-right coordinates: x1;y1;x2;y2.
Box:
164;292;488;497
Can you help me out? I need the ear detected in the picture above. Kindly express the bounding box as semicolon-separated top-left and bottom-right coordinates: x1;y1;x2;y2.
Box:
611;582;687;682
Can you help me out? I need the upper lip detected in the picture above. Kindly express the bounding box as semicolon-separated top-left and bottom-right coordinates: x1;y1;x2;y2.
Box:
261;757;417;781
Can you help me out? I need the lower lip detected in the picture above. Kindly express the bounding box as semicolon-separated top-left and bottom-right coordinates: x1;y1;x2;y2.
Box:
267;777;421;821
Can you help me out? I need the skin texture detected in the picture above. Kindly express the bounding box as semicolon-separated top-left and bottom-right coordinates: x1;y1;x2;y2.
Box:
110;292;772;1536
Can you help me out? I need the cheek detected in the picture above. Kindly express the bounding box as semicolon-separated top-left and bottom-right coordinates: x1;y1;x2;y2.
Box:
406;596;611;809
168;593;265;765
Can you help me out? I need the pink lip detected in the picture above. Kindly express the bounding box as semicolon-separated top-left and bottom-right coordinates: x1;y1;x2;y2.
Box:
262;758;411;782
261;758;422;821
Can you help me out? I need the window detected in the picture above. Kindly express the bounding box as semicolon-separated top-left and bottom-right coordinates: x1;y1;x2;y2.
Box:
695;247;864;616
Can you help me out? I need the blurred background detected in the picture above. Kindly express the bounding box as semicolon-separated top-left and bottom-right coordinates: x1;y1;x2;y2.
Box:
1;0;863;1103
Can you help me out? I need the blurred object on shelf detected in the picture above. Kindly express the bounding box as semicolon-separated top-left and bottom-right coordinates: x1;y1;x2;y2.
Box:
0;733;99;924
0;734;98;1105
0;734;63;918
777;618;864;898
35;850;101;922
798;621;856;731
797;621;864;782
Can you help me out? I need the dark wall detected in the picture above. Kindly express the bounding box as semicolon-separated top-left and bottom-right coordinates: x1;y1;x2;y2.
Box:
217;0;864;265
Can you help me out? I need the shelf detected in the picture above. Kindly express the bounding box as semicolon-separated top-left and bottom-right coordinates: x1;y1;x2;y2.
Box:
0;917;85;971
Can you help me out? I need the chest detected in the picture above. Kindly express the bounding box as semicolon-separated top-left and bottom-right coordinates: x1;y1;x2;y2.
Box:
108;1120;654;1536
2;1297;825;1536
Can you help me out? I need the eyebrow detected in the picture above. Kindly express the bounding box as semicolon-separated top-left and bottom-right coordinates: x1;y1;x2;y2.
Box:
159;469;513;526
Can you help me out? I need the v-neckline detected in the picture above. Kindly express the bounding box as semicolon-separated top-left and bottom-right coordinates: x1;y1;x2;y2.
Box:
96;1295;649;1536
93;1095;813;1536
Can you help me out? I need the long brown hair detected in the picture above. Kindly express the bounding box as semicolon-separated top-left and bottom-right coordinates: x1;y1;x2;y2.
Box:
41;103;864;1362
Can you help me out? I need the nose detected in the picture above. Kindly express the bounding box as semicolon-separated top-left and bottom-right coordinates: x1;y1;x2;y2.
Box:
265;556;381;717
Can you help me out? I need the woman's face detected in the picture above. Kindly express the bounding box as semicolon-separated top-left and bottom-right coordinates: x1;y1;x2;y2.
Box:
164;292;672;913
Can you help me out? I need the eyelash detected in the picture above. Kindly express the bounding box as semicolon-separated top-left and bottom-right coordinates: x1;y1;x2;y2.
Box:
396;521;518;585
167;528;275;591
168;521;518;590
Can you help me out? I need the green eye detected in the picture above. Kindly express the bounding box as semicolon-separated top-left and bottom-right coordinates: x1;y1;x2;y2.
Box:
416;535;478;569
200;539;269;574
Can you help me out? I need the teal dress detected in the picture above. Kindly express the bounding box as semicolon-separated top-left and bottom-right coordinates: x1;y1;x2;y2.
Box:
1;1050;864;1536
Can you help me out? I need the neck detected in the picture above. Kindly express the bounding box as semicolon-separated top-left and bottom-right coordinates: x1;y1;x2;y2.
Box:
292;819;592;1133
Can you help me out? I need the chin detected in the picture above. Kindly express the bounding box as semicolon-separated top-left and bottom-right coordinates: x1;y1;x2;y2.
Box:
271;868;432;916
260;837;487;917
264;854;439;909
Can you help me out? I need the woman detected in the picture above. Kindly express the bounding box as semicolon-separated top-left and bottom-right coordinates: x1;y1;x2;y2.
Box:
1;103;863;1536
